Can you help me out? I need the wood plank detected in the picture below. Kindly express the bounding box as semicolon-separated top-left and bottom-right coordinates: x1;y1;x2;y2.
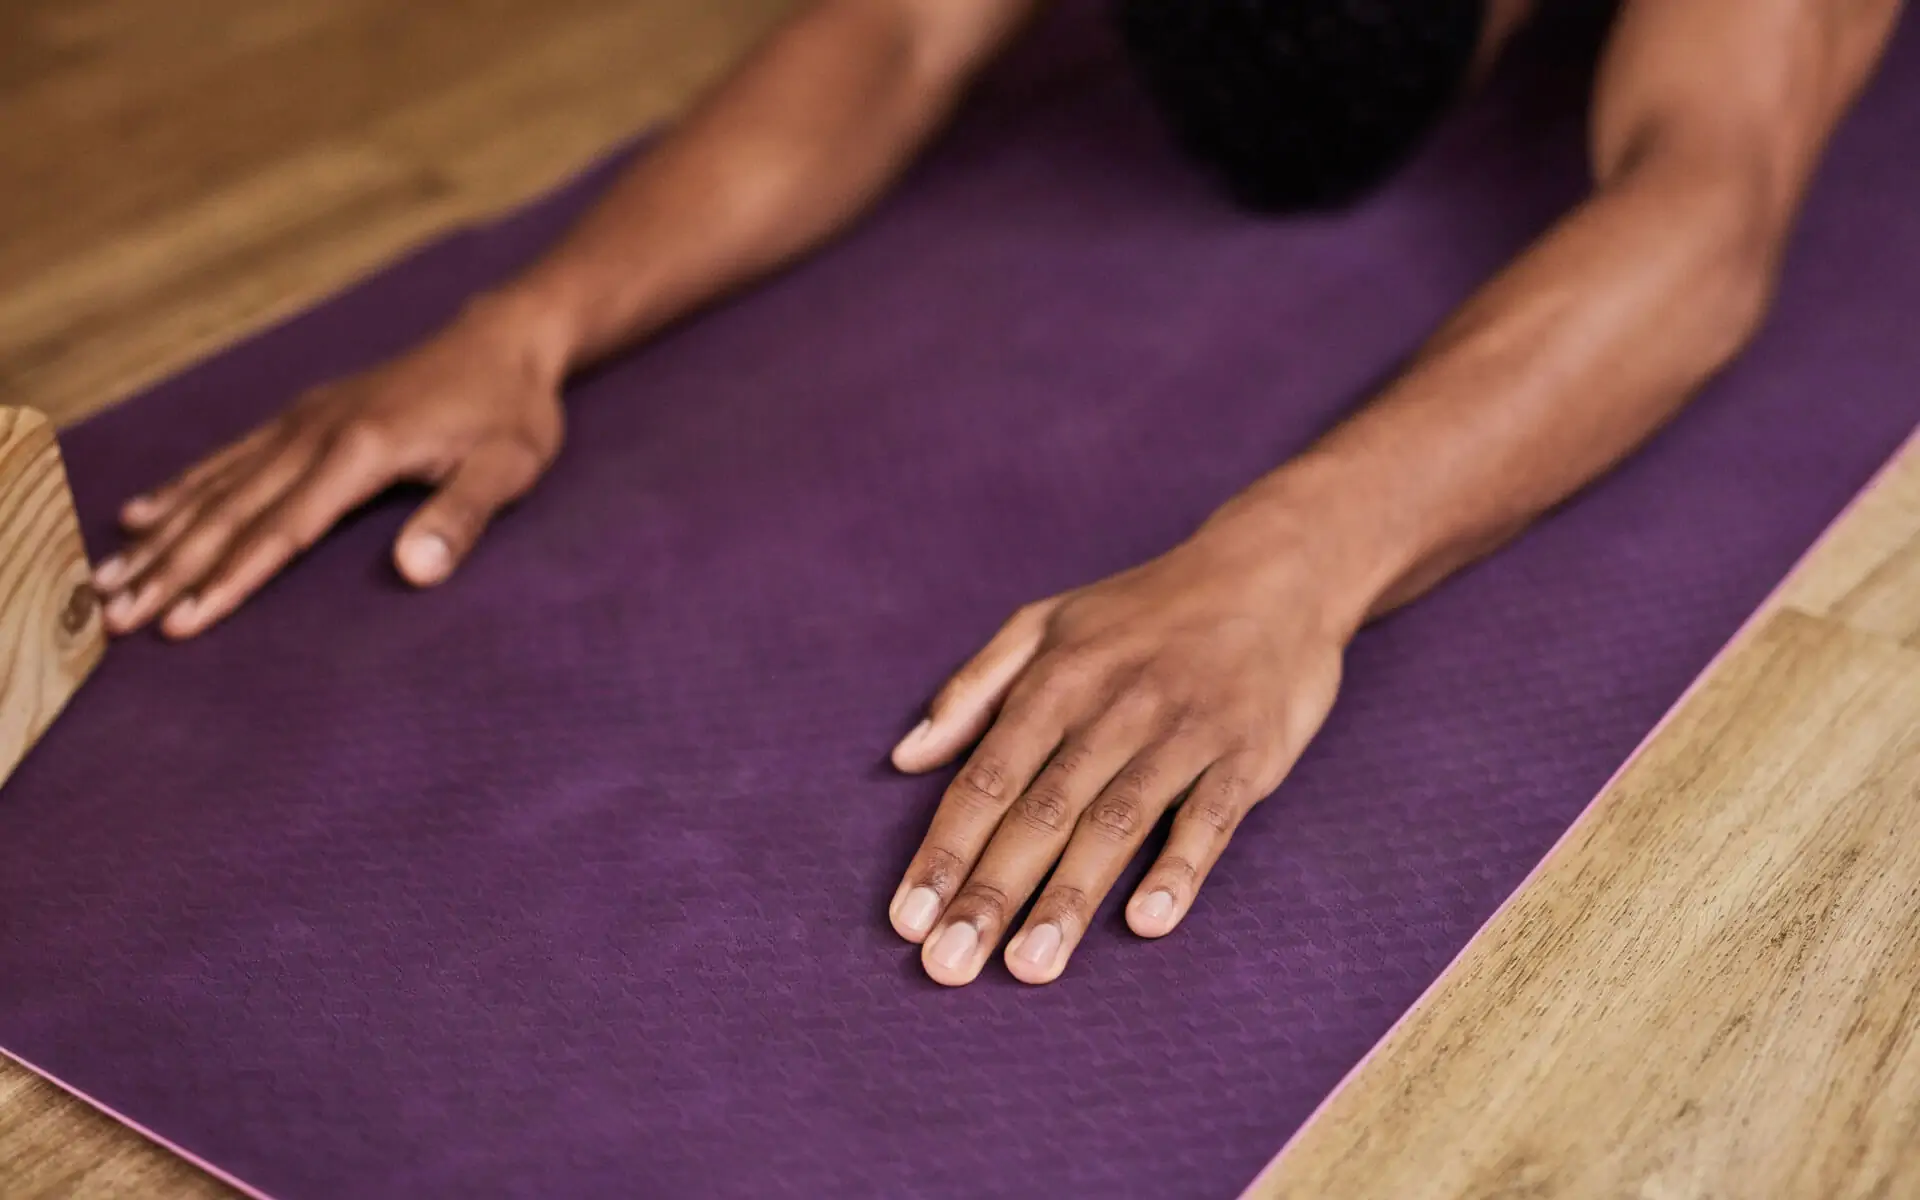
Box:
0;0;613;282
1249;510;1920;1195
1;159;463;426
1777;432;1920;645
0;1066;229;1200
0;408;105;792
368;0;791;214
0;0;795;429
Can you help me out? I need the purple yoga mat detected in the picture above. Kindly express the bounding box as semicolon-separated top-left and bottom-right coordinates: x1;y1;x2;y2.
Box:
4;4;1916;1197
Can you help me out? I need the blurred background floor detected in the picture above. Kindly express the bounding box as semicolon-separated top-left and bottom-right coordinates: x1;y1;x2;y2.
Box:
0;0;794;430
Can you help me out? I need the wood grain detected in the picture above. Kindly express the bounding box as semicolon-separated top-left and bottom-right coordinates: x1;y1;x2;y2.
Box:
1;2;1916;1197
1250;438;1920;1199
1777;433;1920;645
0;408;105;792
0;0;795;427
0;1065;227;1200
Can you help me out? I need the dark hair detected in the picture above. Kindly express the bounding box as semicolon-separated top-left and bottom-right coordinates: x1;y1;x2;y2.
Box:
1113;0;1488;213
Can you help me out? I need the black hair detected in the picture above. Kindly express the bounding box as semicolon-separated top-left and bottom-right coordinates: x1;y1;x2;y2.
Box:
1113;0;1489;213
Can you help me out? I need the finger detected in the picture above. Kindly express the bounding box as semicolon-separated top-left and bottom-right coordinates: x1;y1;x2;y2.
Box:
1007;734;1217;985
96;444;269;594
116;423;280;534
392;438;546;587
107;439;320;635
159;433;401;639
99;480;243;634
919;713;1150;987
887;677;1075;947
891;599;1057;773
1126;757;1268;939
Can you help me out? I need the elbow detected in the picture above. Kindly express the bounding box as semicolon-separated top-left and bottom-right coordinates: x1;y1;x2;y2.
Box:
1606;143;1788;376
1695;200;1778;375
1697;180;1784;374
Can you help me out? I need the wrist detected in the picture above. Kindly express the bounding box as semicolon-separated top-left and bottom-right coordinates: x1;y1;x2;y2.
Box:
452;279;591;387
1189;452;1420;643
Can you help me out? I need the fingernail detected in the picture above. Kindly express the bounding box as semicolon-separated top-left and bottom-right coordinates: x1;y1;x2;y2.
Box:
123;495;155;520
164;597;198;632
1140;890;1176;923
105;579;149;625
93;556;128;589
928;922;978;972
1014;923;1061;969
398;534;451;584
895;886;940;935
895;719;931;754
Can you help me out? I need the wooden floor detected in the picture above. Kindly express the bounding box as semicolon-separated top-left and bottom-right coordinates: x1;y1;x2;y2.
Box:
0;0;794;430
1251;436;1920;1199
0;3;1915;1197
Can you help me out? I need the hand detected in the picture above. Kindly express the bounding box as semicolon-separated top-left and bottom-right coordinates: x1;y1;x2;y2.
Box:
93;300;568;639
886;530;1351;986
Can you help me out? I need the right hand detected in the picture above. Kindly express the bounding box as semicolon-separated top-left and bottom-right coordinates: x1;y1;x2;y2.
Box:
93;303;568;639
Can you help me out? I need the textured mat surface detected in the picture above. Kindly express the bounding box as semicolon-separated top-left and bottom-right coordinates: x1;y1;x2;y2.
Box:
3;5;1917;1198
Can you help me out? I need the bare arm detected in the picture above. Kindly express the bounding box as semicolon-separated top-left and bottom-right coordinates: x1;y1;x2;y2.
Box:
889;0;1905;989
98;0;1040;638
493;0;1044;377
1216;0;1907;630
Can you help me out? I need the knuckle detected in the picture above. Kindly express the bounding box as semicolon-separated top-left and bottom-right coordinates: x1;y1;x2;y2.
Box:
1184;792;1244;838
1011;781;1074;836
952;756;1016;812
913;847;967;895
252;525;307;560
1035;884;1092;928
331;418;391;462
1047;741;1096;778
1170;706;1237;751
431;492;484;535
1101;678;1164;727
1014;672;1068;714
510;427;559;467
1155;854;1203;884
951;880;1013;924
1110;758;1161;800
288;385;333;417
1024;651;1098;708
1219;770;1265;806
175;517;236;566
1085;791;1147;842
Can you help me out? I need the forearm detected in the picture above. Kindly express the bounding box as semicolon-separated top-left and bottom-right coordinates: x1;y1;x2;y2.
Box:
1205;0;1900;640
463;0;1021;376
1205;150;1782;637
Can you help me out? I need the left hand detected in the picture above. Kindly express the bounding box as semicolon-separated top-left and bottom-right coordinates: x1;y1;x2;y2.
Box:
887;529;1351;986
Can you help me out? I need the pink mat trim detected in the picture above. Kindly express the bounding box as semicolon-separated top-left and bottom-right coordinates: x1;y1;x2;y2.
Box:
8;426;1912;1200
1241;420;1920;1196
0;1044;275;1200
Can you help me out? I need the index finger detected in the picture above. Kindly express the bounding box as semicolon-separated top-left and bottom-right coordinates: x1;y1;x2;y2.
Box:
887;689;1067;944
159;432;396;638
119;422;280;532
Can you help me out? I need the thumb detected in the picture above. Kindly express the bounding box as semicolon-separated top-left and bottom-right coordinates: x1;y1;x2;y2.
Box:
891;599;1057;774
394;440;546;587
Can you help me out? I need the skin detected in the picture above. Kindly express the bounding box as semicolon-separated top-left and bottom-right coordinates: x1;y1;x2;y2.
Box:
96;0;1902;986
